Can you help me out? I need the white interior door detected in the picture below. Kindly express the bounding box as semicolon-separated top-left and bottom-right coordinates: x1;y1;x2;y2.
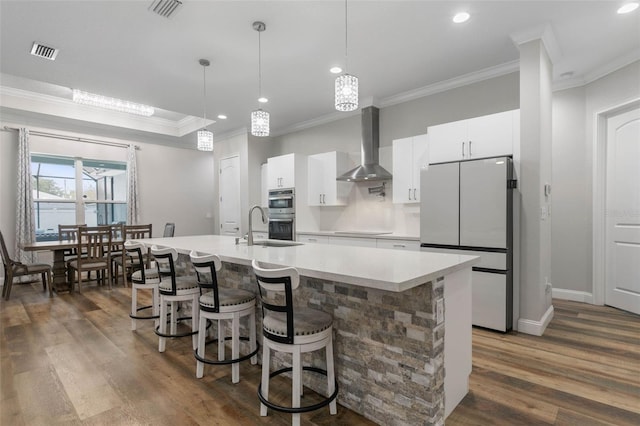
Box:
605;107;640;314
219;155;241;236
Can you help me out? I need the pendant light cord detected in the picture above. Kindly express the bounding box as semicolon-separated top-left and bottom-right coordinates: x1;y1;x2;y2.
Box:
258;29;262;103
202;64;207;123
344;0;349;73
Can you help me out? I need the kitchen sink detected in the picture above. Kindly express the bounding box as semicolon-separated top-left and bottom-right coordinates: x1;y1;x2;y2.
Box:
253;240;304;247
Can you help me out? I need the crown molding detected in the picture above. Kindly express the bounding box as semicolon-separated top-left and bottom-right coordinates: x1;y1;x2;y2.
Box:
380;60;520;108
510;23;562;65
583;49;640;85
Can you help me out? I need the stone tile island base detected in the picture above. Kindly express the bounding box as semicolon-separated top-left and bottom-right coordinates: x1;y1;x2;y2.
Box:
220;263;463;426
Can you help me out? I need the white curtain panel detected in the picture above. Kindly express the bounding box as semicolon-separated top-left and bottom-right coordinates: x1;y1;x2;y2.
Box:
15;128;36;264
127;145;140;225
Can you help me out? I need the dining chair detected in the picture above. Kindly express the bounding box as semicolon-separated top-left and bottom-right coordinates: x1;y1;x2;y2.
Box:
67;226;112;293
163;222;175;238
189;250;258;382
151;245;200;353
252;259;338;426
125;240;160;331
0;230;52;300
113;224;152;286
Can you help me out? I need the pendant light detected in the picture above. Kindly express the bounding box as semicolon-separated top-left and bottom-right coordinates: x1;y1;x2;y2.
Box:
251;21;270;137
197;58;214;151
335;0;358;112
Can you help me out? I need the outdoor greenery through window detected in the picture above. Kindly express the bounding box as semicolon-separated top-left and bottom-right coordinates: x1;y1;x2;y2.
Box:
31;154;127;241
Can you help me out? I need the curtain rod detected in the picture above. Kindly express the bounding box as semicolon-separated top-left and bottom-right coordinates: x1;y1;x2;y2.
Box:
2;126;139;150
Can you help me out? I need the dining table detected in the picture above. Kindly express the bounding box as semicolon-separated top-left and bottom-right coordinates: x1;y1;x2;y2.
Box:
21;239;124;293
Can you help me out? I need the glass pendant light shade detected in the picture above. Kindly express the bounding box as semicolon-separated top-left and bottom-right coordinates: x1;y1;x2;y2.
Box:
335;73;359;112
197;129;214;151
251;109;270;137
196;58;214;152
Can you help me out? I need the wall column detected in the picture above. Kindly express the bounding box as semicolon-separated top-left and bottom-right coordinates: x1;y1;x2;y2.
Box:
516;37;554;335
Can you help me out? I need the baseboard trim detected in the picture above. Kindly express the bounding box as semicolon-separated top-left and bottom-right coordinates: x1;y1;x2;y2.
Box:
517;304;554;336
552;288;594;304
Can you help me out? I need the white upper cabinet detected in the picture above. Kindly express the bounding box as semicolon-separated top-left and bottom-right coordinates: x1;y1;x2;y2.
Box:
261;163;268;207
267;153;297;189
428;110;518;164
307;151;351;206
392;134;429;204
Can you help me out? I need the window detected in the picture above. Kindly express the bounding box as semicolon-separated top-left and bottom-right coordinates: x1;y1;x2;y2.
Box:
31;155;127;241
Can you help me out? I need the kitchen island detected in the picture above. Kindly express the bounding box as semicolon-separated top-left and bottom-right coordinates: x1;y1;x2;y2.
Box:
134;235;478;425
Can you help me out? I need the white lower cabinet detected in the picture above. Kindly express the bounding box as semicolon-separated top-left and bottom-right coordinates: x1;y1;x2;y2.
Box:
376;239;420;251
297;234;329;244
253;231;268;240
328;236;377;248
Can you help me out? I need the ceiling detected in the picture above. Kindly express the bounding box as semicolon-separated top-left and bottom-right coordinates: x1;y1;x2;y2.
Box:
1;1;639;148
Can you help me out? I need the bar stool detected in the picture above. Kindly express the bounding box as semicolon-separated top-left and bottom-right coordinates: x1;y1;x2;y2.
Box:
151;246;200;352
189;251;259;383
125;241;160;331
251;259;338;426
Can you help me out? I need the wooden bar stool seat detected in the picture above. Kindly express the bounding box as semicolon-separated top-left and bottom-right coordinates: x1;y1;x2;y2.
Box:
252;259;338;426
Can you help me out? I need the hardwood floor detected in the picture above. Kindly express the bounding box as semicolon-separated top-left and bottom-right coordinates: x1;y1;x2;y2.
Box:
449;299;640;426
1;282;639;425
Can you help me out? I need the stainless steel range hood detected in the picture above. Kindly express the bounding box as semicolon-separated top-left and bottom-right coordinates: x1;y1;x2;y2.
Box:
337;106;392;182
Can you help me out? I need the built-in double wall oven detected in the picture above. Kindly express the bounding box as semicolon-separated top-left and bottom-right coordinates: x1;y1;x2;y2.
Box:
267;188;295;240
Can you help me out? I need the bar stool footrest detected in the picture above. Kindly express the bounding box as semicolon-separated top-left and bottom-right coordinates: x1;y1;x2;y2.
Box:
257;366;339;414
194;336;260;365
154;316;199;338
129;304;159;320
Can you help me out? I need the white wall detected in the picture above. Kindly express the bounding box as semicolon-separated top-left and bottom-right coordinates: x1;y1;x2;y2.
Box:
551;60;640;303
551;87;589;296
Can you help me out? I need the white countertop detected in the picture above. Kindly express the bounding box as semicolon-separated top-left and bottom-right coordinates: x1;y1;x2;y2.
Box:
136;235;478;292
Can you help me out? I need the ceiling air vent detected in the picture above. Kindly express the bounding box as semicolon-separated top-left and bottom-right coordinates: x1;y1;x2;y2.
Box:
149;0;183;18
30;42;58;61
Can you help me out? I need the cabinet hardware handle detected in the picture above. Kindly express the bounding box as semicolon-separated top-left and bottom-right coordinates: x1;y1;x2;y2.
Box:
413;188;417;200
462;141;466;157
322;194;326;204
469;140;472;156
408;188;412;200
320;194;322;204
393;244;405;248
309;238;317;242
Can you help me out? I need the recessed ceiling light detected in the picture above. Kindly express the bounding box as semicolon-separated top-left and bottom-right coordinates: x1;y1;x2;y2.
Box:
617;2;639;14
330;66;342;74
258;97;268;103
217;114;227;120
453;12;470;23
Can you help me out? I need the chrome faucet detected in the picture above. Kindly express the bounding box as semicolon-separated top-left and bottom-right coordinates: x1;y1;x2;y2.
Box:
247;205;267;246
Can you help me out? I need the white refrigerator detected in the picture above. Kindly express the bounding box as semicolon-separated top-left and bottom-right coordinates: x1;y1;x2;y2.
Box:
420;156;514;331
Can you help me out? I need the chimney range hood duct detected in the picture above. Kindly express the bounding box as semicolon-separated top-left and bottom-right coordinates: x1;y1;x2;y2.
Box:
337;106;392;182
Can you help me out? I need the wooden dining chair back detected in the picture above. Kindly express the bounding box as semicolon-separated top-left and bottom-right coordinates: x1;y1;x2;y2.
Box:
113;224;153;285
67;226;112;293
1;230;52;300
58;224;86;260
